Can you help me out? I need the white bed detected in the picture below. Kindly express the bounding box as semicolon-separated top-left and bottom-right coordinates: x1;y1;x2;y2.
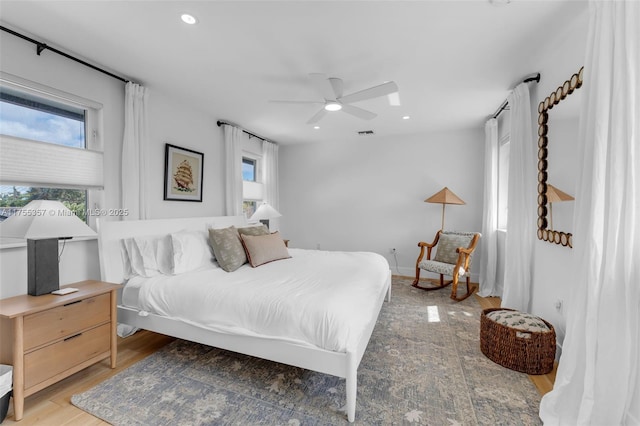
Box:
97;215;391;422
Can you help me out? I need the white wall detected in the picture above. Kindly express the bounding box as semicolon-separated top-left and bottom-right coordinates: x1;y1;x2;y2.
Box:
0;28;226;298
279;127;485;279
144;90;226;219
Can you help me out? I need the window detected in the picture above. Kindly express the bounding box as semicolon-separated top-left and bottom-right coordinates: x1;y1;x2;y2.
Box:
0;86;85;148
243;200;257;218
242;156;261;218
0;74;103;225
242;157;256;182
497;136;510;230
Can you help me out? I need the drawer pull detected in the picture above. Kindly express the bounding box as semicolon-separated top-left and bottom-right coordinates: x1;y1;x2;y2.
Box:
64;333;82;341
63;300;82;307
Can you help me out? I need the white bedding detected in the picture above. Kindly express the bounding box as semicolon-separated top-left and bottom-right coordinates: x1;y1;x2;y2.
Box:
122;248;390;352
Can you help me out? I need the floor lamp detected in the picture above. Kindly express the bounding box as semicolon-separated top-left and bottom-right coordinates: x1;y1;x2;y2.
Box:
546;184;574;229
424;187;465;230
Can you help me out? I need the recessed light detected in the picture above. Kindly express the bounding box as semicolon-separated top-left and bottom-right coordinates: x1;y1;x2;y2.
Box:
402;116;410;120
324;102;342;112
181;14;198;25
313;126;320;129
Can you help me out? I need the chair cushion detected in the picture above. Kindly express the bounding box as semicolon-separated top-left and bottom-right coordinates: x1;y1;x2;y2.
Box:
485;309;551;333
418;260;466;276
433;232;474;264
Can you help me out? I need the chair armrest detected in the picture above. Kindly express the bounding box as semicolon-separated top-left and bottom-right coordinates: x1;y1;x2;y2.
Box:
454;248;472;272
453;233;481;272
415;232;441;265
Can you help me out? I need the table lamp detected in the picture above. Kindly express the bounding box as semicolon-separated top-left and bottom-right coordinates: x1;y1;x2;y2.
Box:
0;200;96;295
249;202;282;231
424;187;465;230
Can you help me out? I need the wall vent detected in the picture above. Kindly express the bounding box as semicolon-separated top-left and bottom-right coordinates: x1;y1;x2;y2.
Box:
357;130;374;135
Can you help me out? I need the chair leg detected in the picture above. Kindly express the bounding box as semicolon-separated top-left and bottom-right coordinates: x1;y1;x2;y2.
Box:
412;268;421;286
450;275;474;302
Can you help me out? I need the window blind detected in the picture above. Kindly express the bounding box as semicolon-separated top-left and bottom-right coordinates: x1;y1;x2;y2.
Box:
0;136;104;189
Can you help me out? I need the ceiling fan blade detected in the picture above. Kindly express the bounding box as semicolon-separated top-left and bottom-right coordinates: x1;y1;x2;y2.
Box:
340;81;399;104
309;73;338;101
306;108;328;124
329;78;343;99
341;104;377;120
269;100;324;104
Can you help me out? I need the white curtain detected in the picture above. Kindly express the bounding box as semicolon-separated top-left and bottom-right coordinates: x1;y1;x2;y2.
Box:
223;124;243;216
121;82;148;220
501;82;536;312
540;2;640;424
478;118;500;297
262;140;279;210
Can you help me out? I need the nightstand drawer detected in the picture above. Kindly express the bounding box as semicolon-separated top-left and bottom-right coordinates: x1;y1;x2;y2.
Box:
23;293;110;350
24;323;111;390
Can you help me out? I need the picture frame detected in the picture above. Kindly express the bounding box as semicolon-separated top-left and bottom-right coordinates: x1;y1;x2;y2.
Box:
164;143;204;202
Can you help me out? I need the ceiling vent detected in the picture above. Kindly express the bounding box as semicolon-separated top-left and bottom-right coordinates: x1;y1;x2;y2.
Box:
357;130;375;135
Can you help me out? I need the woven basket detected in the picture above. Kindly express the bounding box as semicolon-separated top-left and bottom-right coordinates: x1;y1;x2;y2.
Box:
480;308;556;375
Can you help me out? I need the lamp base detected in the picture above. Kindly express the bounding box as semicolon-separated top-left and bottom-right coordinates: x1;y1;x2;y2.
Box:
27;238;59;296
259;219;270;230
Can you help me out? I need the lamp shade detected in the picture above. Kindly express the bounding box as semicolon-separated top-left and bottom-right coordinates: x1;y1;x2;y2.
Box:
249;202;282;221
0;200;96;239
546;184;574;203
424;187;466;205
424;187;465;230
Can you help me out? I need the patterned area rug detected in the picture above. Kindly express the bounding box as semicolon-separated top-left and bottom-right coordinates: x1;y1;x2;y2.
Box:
72;277;542;425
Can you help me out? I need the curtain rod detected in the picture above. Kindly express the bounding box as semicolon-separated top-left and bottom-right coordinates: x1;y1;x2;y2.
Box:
491;73;541;119
216;120;270;143
1;25;131;84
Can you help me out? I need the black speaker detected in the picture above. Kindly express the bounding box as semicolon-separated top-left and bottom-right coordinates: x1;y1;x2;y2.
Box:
27;238;59;296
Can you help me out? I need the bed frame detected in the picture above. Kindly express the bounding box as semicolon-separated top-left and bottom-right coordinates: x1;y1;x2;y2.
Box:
97;216;391;422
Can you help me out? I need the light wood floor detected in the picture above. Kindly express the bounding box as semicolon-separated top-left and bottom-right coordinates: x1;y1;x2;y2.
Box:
3;283;556;424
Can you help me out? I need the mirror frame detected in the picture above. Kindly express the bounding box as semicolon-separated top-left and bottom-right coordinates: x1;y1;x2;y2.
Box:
536;66;583;248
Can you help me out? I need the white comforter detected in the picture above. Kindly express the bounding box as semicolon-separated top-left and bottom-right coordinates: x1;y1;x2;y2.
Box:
122;248;390;352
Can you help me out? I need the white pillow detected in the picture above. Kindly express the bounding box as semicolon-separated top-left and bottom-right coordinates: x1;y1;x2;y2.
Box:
123;238;143;278
123;234;174;278
171;230;215;274
136;234;173;276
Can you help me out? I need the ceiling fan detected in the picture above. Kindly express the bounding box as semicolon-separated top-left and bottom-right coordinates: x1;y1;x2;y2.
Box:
269;73;399;124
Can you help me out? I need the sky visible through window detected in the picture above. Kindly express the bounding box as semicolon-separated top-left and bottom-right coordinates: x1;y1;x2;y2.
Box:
242;160;255;181
0;100;85;197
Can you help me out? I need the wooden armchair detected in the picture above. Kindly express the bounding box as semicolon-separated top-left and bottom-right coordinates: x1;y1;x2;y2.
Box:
412;231;481;301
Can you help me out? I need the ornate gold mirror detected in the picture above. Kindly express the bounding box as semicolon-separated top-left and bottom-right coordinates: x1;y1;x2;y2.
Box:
537;66;583;248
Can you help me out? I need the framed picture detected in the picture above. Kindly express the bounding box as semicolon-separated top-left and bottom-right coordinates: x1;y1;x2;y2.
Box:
164;143;204;202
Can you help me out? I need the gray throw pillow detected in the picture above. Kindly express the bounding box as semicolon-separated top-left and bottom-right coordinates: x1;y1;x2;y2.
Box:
434;233;473;264
237;224;270;237
208;226;247;272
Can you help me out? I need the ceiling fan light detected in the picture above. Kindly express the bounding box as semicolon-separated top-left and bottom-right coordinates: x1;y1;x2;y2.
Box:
181;14;198;24
324;102;342;112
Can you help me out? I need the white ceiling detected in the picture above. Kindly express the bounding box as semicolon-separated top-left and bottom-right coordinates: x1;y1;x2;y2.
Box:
0;0;586;145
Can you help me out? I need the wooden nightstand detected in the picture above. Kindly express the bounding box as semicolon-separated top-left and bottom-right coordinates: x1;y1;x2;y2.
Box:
0;280;120;421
